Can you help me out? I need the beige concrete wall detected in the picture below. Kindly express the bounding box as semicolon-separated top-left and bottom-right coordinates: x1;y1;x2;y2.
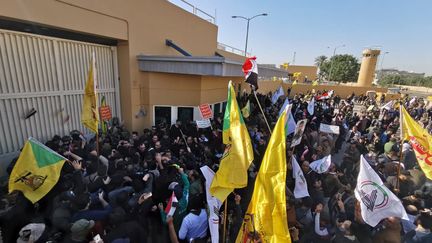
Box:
131;74;243;131
200;76;243;104
0;0;219;131
0;0;128;40
282;65;318;82
241;81;389;100
216;50;246;63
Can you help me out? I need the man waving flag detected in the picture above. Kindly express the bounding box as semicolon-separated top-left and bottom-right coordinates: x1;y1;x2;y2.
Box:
210;81;254;202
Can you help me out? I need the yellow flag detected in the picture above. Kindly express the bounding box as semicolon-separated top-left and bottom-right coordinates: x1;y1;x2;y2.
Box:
242;100;251;118
401;106;432;179
9;138;66;203
427;96;432;102
236;106;291;243
312;80;319;86
210;81;254;202
292;80;298;86
81;53;99;133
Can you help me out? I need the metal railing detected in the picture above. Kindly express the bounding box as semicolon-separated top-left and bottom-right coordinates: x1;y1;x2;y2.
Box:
217;42;251;57
168;0;216;24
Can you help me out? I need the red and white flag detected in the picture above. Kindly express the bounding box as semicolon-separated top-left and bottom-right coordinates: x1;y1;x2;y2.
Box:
242;56;258;90
165;192;178;217
316;90;334;100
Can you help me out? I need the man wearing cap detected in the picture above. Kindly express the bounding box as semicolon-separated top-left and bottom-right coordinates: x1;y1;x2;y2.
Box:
63;219;95;243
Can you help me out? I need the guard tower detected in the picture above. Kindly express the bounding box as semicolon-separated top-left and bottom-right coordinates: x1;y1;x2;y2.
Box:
357;49;380;87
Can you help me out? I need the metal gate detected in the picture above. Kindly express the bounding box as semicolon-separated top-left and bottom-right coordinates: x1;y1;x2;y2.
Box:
0;29;120;161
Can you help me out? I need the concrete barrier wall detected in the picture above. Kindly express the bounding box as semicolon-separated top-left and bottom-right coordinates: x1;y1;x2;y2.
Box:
241;81;389;99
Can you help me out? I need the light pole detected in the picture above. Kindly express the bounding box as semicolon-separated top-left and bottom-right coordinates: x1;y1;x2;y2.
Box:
232;13;268;56
328;44;345;81
379;51;389;82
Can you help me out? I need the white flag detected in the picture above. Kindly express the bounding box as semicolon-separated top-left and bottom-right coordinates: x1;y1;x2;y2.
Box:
292;157;310;198
309;155;332;174
279;98;296;135
381;100;394;111
196;119;211;128
200;166;222;243
354;155;408;227
307;97;315;115
271;86;284;104
409;97;416;105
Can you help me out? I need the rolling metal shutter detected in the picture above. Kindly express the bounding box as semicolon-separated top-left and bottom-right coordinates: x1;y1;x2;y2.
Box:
0;29;120;161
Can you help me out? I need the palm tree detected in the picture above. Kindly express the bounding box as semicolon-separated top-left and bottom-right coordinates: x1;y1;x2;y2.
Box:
315;55;328;81
314;55;327;67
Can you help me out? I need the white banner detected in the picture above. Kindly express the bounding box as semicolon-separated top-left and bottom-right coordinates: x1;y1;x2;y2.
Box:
319;123;340;134
292;157;310;198
307;97;315;115
200;166;222;243
196;119;211;128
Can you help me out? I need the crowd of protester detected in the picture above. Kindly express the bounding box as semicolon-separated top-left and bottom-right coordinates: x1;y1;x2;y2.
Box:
1;88;432;243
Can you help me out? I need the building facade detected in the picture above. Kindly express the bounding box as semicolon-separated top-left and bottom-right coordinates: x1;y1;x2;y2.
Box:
0;0;288;163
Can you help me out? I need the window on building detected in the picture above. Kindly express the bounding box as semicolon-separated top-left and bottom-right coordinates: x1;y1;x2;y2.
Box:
154;106;171;126
178;107;194;124
214;103;221;117
222;101;227;114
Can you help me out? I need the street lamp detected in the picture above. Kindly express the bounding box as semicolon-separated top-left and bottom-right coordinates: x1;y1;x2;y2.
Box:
232;13;268;56
379;51;389;81
328;44;345;81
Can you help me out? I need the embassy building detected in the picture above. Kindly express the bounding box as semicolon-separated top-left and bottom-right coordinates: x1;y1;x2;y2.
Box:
0;0;288;167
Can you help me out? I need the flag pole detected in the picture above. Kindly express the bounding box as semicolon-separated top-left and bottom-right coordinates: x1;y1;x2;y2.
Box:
222;200;228;243
396;102;404;192
92;52;100;156
252;86;272;134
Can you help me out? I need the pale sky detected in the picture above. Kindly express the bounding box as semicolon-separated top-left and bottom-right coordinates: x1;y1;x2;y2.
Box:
171;0;432;75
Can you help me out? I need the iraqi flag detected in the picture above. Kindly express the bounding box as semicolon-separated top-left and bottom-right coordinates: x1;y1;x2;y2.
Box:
355;155;408;227
316;90;334;101
242;56;258;90
165;192;178;217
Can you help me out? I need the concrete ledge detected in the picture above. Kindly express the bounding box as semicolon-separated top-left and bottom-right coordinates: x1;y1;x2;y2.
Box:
137;55;289;78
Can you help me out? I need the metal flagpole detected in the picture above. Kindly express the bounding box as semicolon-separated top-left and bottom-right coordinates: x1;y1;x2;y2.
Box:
396;102;404;191
222;200;228;243
252;86;272;134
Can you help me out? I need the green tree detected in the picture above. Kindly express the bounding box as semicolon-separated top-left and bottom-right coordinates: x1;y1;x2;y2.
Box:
314;55;327;67
378;74;432;87
379;74;404;86
318;54;360;83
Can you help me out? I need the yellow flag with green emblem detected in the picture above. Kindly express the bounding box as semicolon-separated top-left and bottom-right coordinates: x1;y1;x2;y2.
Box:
236;105;292;243
210;81;254;202
242;100;251;118
81;52;99;134
9;137;66;203
401;106;432;179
